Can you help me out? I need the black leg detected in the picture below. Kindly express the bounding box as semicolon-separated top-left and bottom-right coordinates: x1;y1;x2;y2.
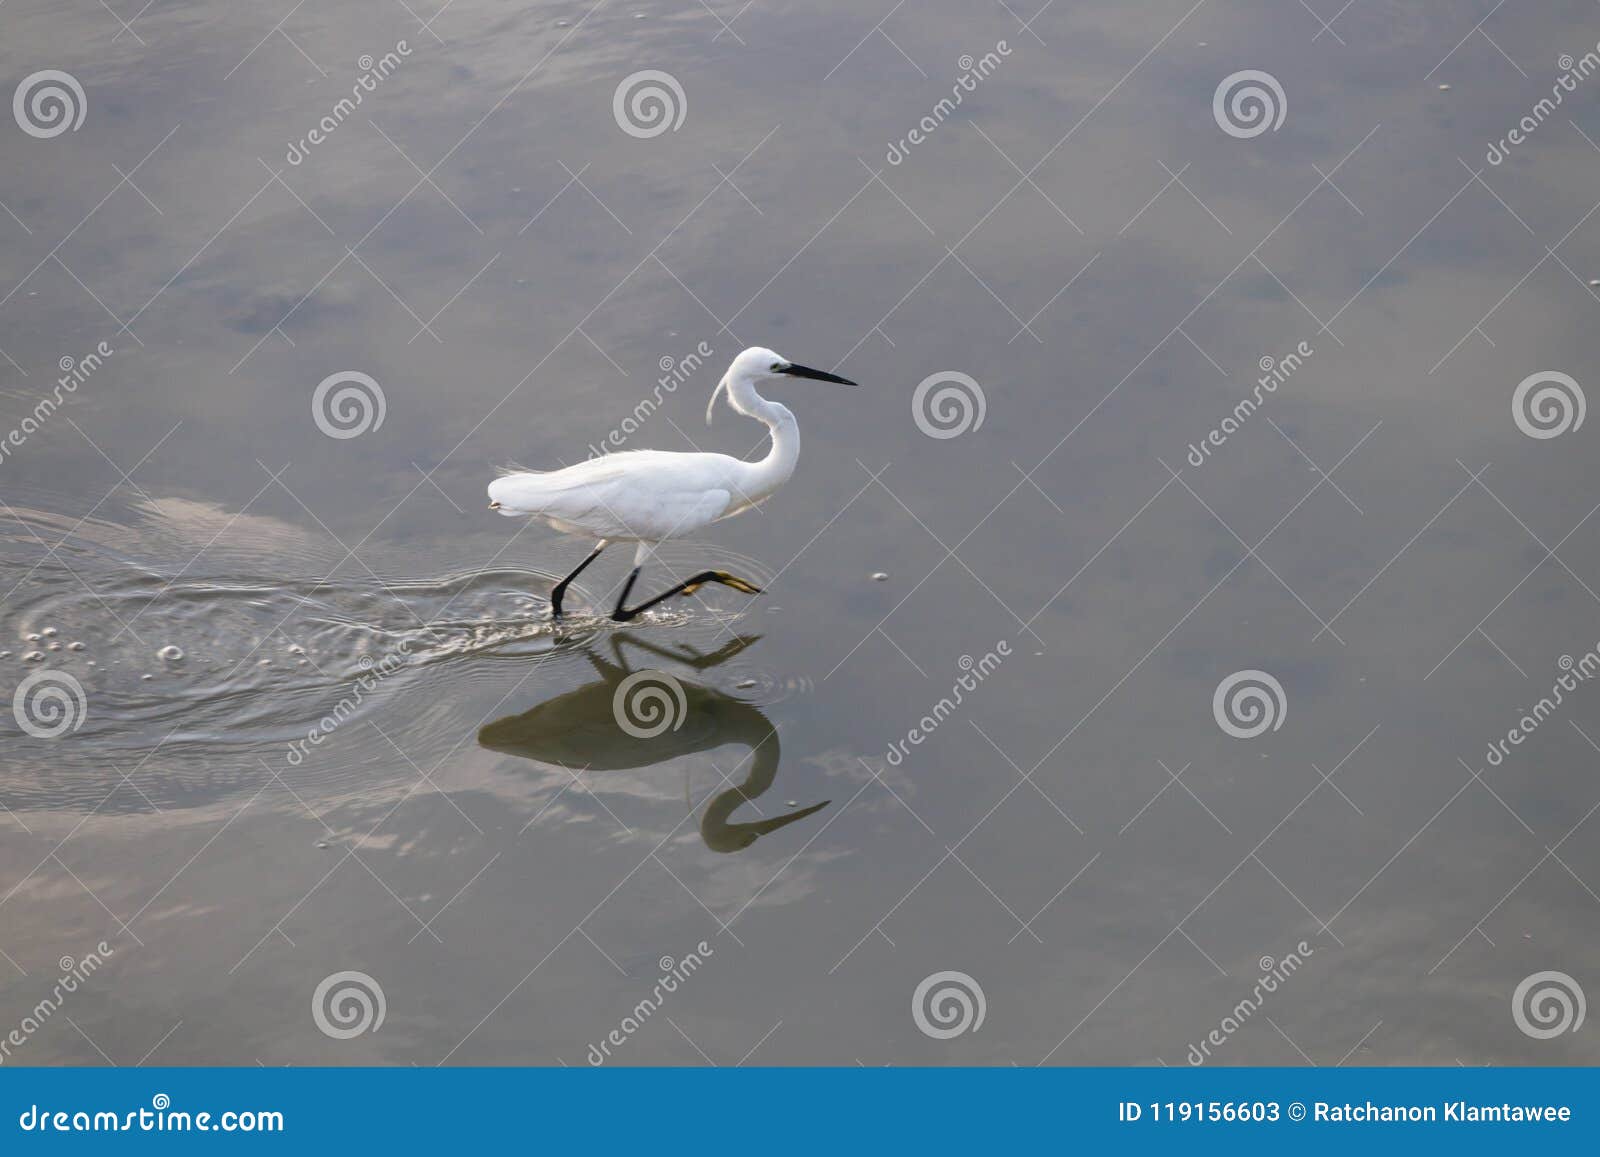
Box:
610;566;643;622
550;541;606;619
611;569;762;622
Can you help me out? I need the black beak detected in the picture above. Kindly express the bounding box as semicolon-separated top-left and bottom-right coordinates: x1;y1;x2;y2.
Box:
777;362;857;386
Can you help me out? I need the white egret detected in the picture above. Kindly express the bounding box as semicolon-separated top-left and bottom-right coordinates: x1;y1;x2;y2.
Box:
487;346;857;621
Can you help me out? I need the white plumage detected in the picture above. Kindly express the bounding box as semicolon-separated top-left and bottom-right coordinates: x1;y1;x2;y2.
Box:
487;346;856;621
489;451;750;541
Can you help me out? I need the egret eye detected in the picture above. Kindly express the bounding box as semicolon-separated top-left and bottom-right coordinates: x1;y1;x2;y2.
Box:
770;363;782;371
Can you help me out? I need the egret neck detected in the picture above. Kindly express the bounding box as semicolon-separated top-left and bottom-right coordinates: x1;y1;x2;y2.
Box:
722;369;800;507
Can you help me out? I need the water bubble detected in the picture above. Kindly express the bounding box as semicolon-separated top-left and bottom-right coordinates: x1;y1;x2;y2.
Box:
871;572;889;582
22;651;44;662
736;678;757;689
41;627;57;637
141;673;153;680
258;659;271;667
46;642;60;651
25;633;41;642
157;644;184;661
287;644;306;655
68;641;85;651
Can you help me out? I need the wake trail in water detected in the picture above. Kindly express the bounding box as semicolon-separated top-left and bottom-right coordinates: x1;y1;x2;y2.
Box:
0;491;785;812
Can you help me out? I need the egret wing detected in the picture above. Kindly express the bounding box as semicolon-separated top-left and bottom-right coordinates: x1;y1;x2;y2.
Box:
489;452;737;540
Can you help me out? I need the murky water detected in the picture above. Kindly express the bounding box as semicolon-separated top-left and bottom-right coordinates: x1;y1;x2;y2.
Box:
4;1;1600;1065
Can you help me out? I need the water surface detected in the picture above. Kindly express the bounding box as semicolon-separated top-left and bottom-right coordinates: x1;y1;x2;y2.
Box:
3;0;1600;1065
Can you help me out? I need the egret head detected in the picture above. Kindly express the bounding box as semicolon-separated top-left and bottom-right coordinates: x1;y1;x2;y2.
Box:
707;346;857;424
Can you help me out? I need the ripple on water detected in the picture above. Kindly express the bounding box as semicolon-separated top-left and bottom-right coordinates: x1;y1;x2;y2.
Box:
0;494;778;812
6;566;584;743
718;664;816;706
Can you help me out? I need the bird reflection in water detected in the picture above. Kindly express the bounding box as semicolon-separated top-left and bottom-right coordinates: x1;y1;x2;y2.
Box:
477;634;828;852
